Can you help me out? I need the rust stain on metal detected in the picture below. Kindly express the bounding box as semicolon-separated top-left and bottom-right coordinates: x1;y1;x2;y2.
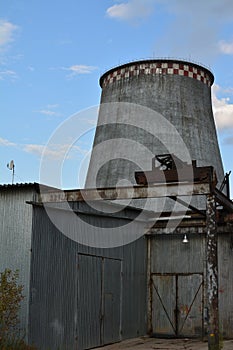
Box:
135;154;217;187
179;305;190;317
39;182;211;203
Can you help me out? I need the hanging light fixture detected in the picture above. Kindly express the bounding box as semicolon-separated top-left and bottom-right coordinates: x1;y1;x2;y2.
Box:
182;234;189;243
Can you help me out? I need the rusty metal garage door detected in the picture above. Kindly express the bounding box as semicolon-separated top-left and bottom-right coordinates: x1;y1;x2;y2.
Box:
151;273;203;338
77;254;122;349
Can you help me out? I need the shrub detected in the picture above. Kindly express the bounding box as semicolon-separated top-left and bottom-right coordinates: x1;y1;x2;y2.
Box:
0;268;37;350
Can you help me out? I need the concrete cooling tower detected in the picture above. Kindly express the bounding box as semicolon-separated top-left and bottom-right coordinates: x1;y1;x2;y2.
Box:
85;59;224;200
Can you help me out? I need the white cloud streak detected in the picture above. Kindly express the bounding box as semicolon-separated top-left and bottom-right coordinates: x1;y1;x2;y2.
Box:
35;104;61;117
24;143;87;160
0;69;18;80
0;19;18;48
212;84;233;129
36;109;60;116
28;65;35;72
218;40;233;55
106;0;155;21
62;65;97;79
0;135;87;160
0;137;16;147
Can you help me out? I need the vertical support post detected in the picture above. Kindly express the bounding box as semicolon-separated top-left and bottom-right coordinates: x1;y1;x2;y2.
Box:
12;163;15;185
206;194;219;350
226;171;231;199
147;235;152;335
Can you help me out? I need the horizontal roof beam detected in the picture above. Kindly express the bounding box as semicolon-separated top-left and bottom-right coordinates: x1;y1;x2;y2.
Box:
39;182;212;203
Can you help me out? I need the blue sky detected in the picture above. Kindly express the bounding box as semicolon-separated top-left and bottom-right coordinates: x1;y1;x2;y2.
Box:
1;0;233;195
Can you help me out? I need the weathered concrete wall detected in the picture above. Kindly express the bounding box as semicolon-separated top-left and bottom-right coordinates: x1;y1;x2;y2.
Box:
86;60;224;193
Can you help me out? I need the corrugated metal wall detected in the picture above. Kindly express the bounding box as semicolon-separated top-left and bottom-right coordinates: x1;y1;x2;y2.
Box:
0;185;36;339
149;232;233;339
150;233;205;274
2;186;232;347
29;204;147;350
150;234;206;338
218;234;233;339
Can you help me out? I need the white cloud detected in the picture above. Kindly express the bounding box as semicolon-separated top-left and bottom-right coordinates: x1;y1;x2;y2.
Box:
47;104;59;109
106;0;154;21
212;84;233;129
36;109;59;116
86;119;97;125
36;109;60;117
58;39;72;46
0;137;16;147
0;132;87;161
218;40;233;55
35;104;61;117
0;19;18;48
0;133;87;160
28;66;35;72
0;69;18;80
62;65;97;79
144;0;233;62
24;144;46;157
160;0;233;19
24;143;87;160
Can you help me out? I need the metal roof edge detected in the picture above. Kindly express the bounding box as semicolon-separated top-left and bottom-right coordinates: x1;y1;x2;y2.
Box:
0;182;59;193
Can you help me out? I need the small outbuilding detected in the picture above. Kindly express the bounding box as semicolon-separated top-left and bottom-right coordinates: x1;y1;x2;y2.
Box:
0;181;233;350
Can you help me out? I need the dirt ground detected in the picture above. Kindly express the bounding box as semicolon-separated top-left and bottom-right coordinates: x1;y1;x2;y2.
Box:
94;337;233;350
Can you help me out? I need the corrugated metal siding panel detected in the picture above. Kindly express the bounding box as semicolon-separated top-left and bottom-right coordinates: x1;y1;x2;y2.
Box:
29;206;77;350
103;257;122;344
29;205;147;350
150;234;205;338
121;237;147;339
177;274;203;337
77;254;102;349
150;232;233;339
0;187;35;338
218;234;233;339
151;274;176;336
150;234;205;274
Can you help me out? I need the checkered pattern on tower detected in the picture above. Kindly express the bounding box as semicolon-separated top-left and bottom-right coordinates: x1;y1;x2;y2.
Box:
102;62;212;88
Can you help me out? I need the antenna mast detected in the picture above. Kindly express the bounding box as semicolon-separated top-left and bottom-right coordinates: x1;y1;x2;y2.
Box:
7;160;15;184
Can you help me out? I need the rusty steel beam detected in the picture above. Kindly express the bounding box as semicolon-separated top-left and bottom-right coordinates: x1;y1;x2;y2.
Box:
39;182;212;203
169;196;206;216
206;194;220;350
214;188;233;213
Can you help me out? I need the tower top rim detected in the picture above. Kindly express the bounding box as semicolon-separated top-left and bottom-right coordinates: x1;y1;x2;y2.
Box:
99;58;214;87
